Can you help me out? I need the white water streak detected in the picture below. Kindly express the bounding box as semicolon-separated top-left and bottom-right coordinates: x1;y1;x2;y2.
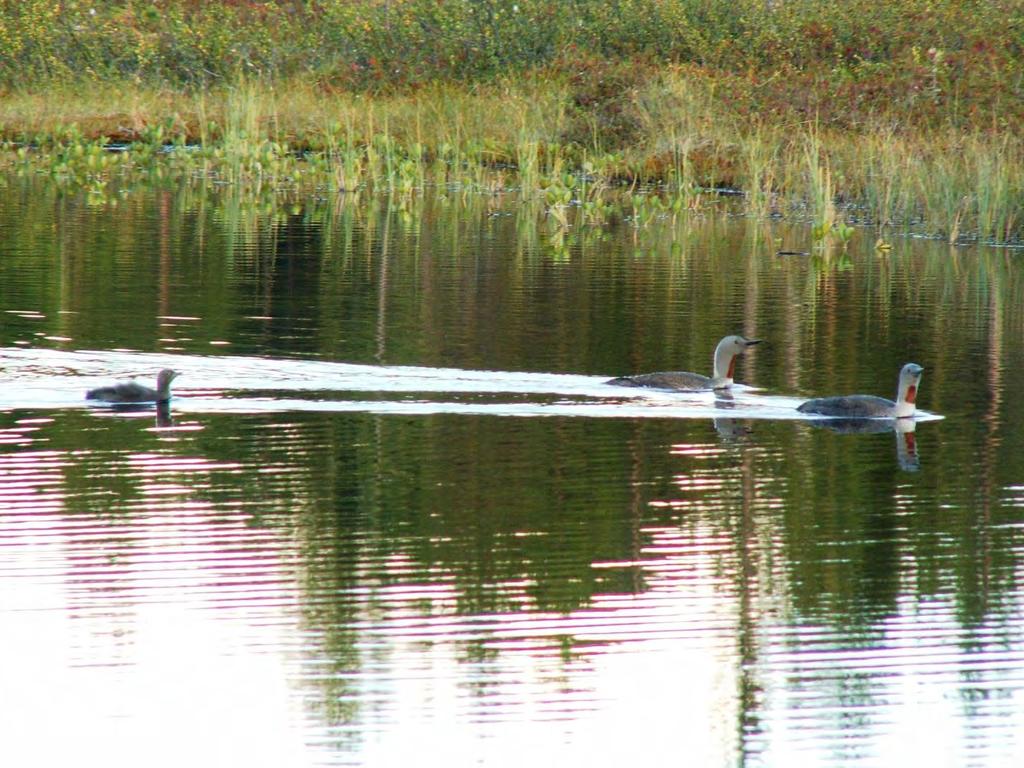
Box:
0;347;941;422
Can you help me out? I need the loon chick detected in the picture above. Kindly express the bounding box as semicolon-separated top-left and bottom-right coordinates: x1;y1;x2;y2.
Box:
86;369;180;404
797;363;923;418
607;335;761;391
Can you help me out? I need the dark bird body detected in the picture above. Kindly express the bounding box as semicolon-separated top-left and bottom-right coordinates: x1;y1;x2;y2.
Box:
797;394;899;418
606;371;713;391
606;335;761;392
797;363;923;419
86;369;180;404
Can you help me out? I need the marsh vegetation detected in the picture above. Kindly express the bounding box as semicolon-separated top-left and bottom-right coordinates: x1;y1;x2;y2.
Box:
1;0;1021;245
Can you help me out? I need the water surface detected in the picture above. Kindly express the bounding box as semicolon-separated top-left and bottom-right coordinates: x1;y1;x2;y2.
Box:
1;177;1022;767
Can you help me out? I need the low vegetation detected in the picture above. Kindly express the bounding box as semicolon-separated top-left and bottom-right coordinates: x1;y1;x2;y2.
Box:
1;0;1021;245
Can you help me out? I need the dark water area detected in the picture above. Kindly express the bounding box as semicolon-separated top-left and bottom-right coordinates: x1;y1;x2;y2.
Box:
1;176;1023;767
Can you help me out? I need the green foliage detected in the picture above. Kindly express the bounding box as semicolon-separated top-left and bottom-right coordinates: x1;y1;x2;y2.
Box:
0;0;1022;244
0;0;1021;132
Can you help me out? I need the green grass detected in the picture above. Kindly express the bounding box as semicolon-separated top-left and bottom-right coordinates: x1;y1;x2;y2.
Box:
1;0;1021;244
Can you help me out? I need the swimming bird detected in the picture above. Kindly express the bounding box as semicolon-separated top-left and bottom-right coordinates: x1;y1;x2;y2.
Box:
606;335;762;391
797;363;923;418
86;369;180;404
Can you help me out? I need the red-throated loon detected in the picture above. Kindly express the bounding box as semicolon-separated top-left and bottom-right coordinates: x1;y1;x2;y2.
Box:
606;335;761;391
797;363;923;418
86;369;180;404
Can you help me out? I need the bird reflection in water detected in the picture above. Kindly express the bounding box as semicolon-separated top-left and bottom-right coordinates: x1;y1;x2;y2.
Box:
712;389;753;440
803;416;920;472
88;401;174;428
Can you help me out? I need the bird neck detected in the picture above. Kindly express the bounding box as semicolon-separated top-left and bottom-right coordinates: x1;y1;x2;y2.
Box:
712;345;735;385
894;377;918;418
156;379;173;401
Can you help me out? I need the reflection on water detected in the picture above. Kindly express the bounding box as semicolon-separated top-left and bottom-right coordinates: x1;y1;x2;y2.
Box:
1;176;1024;767
801;417;921;472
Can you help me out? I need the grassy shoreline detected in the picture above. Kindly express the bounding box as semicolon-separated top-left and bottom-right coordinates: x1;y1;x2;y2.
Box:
1;1;1021;245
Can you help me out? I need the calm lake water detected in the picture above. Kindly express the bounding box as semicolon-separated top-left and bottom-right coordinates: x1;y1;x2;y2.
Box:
1;175;1023;767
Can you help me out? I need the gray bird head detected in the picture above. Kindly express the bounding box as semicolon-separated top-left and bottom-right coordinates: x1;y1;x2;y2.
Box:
157;369;180;386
